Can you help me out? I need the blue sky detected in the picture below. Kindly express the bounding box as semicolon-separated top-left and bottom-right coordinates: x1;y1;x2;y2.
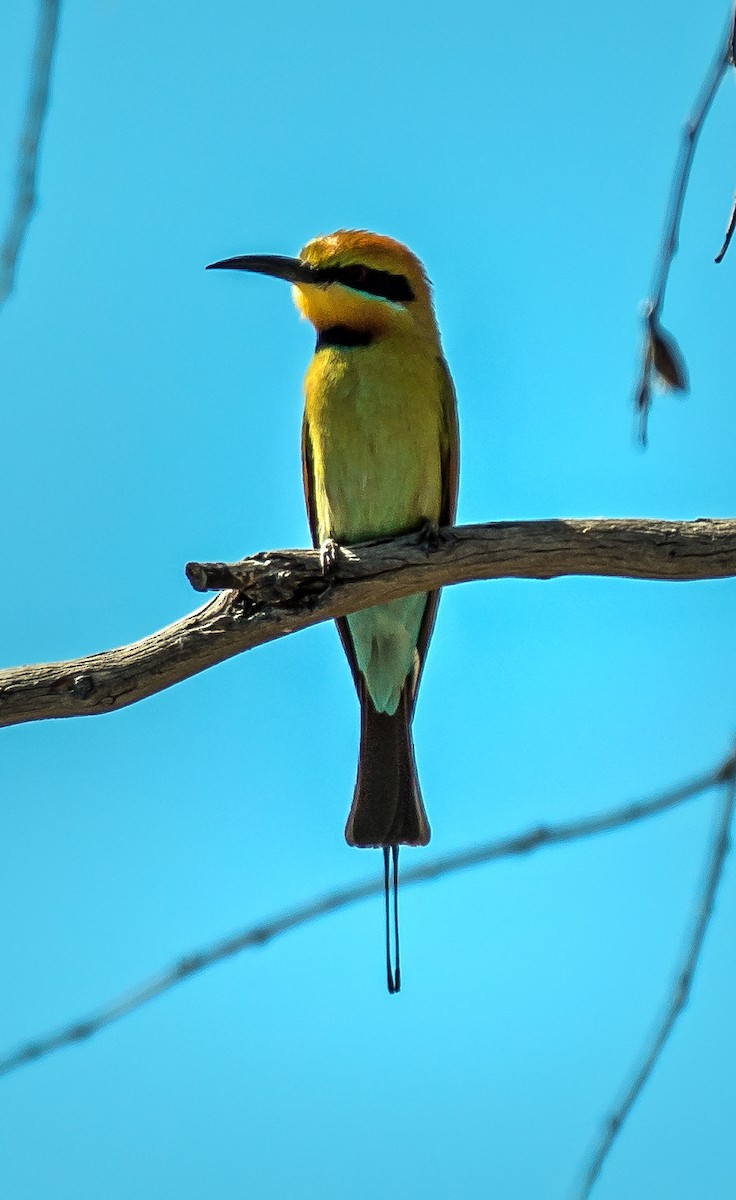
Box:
2;1;736;1197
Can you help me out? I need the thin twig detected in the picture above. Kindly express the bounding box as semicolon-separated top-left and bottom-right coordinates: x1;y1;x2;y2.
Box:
714;191;736;262
576;756;736;1199
0;0;61;309
635;5;735;443
1;752;732;1081
715;7;736;262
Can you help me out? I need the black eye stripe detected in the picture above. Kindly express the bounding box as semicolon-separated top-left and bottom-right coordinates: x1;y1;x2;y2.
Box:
312;263;415;303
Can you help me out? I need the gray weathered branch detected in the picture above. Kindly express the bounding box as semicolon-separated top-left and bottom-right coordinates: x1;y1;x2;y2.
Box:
2;517;736;729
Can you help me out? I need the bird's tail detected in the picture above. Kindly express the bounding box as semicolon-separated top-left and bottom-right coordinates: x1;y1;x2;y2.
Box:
344;685;430;848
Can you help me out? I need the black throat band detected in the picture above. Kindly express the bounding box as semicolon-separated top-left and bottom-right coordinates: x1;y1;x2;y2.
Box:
316;325;373;350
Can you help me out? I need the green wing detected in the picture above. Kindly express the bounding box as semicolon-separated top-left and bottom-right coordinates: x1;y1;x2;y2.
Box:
301;411;320;549
410;355;460;712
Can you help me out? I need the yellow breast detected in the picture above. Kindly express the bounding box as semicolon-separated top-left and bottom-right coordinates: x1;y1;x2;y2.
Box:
304;338;446;546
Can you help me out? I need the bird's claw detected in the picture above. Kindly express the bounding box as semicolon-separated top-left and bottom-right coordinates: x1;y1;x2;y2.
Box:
416;519;443;553
319;538;340;575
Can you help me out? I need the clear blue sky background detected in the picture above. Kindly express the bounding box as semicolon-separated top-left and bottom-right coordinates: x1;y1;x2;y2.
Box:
2;2;736;1197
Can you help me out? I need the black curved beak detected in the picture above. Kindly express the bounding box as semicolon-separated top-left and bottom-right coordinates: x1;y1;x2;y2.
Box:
205;254;317;286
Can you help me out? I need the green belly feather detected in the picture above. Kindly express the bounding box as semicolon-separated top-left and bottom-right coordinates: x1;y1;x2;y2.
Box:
346;594;426;715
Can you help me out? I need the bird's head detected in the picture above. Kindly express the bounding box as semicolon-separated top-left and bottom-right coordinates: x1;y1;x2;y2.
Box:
207;229;438;342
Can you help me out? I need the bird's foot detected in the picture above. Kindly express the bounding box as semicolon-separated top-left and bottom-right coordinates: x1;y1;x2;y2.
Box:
319;537;340;575
415;519;444;553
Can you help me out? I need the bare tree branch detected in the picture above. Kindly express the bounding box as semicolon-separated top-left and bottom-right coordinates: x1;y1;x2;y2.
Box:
634;3;736;443
1;750;731;1081
2;518;736;729
714;189;736;263
714;9;736;263
0;0;60;309
577;758;736;1199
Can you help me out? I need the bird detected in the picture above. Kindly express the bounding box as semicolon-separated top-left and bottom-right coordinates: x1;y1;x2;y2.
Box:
207;230;459;992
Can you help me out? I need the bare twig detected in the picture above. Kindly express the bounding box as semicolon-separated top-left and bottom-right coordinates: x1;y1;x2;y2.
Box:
714;191;736;262
635;5;736;443
0;0;61;308
715;9;736;263
0;751;732;1080
3;518;736;729
576;755;736;1199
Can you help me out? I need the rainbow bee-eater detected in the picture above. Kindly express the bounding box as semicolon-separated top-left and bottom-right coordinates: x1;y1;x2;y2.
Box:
208;231;459;991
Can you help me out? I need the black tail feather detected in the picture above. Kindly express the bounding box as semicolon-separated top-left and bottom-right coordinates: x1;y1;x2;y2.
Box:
344;685;430;848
